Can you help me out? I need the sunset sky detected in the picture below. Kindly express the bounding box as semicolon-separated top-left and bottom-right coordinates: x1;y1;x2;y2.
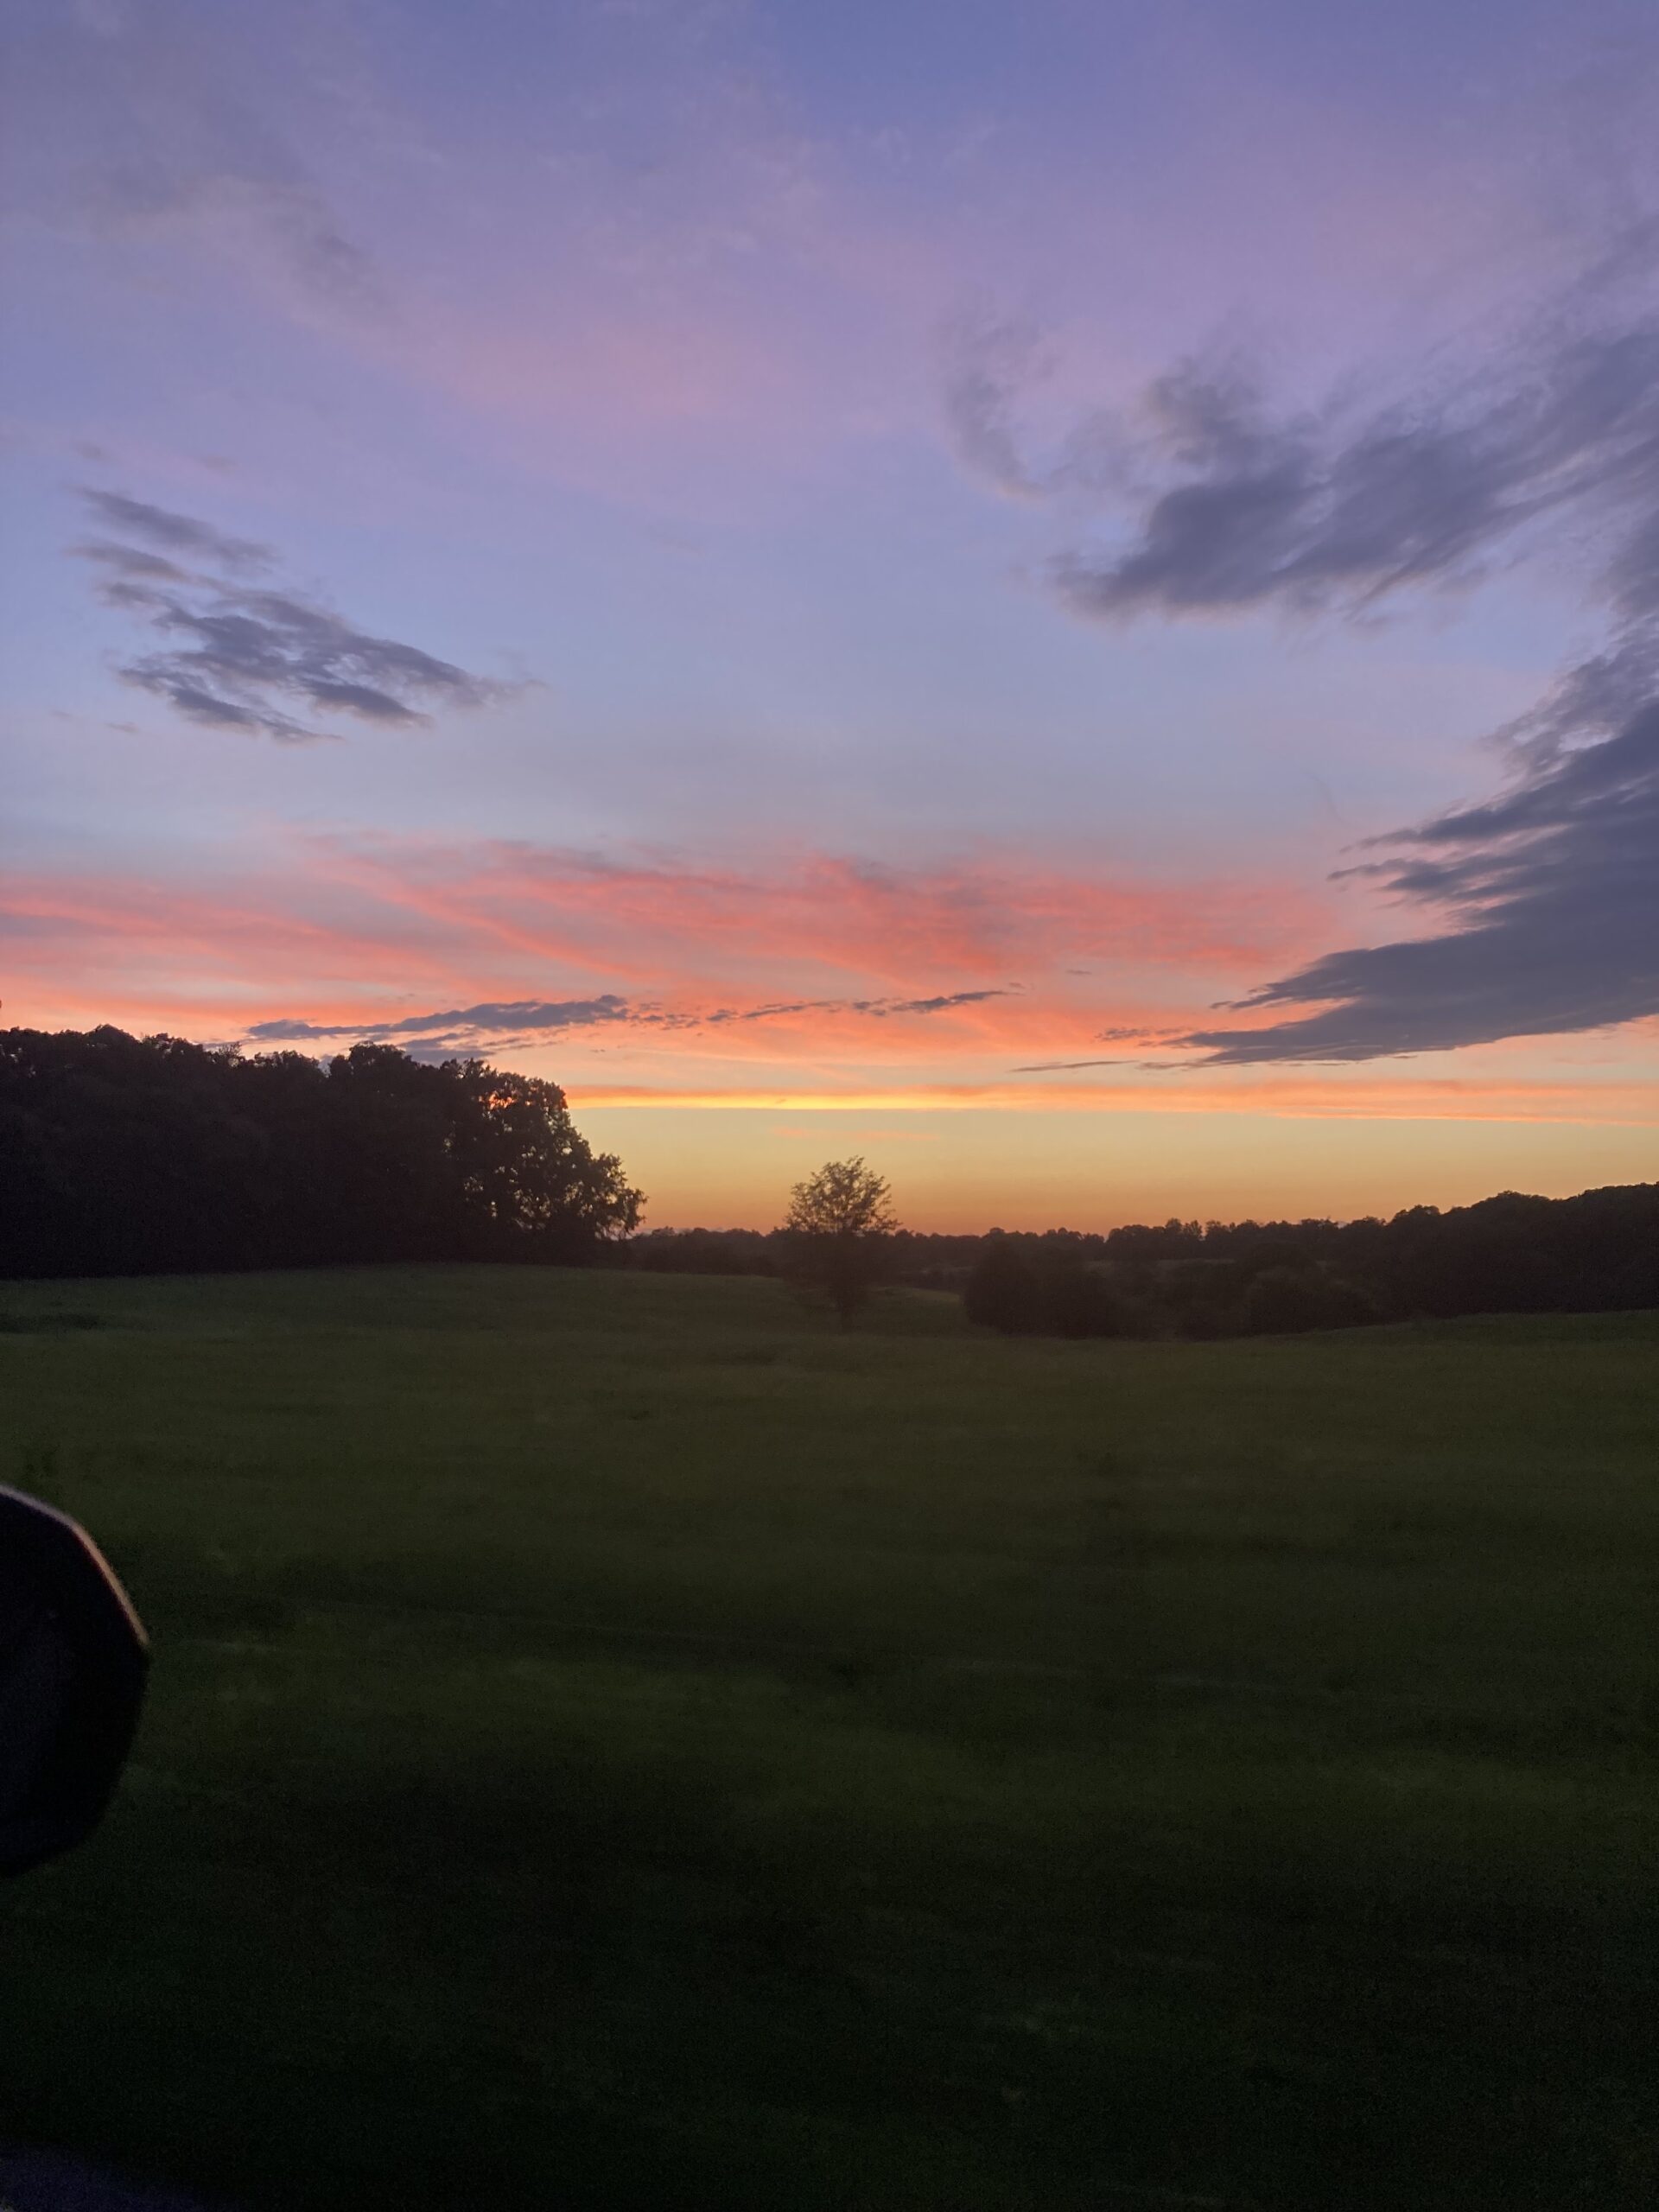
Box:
3;0;1656;1228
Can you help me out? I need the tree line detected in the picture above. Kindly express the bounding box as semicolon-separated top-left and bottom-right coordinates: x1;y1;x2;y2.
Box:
4;1027;1654;1333
0;1027;641;1277
630;1183;1659;1334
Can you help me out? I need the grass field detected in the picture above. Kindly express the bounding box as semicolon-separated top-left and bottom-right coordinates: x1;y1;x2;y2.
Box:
1;1267;1656;2210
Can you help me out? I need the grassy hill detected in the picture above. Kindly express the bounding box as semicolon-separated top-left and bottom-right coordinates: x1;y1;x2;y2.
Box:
2;1268;1656;2209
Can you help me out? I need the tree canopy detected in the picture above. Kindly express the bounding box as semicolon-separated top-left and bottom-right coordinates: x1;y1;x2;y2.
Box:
781;1157;898;1325
0;1027;642;1279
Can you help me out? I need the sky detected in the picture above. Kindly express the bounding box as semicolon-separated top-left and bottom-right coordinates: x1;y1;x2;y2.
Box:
2;0;1656;1230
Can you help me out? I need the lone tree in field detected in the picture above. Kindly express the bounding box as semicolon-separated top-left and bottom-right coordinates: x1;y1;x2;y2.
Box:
782;1157;898;1327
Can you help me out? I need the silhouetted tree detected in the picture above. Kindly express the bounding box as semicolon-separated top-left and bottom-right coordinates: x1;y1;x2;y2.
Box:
0;1027;641;1278
443;1058;642;1257
782;1158;897;1326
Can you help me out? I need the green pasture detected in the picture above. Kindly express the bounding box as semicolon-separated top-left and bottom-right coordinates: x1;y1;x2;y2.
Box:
1;1267;1656;2208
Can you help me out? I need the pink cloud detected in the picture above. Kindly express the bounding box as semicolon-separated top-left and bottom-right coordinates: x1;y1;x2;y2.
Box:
1;830;1331;1079
303;834;1329;989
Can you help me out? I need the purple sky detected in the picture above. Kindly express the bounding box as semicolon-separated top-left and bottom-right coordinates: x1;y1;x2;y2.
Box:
3;0;1655;1226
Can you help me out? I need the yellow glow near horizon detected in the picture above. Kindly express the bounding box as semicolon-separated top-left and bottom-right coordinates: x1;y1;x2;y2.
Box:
566;1077;1659;1122
575;1103;1659;1235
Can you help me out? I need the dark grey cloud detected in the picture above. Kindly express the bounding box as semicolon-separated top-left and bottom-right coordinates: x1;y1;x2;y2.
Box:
944;306;1659;623
1182;702;1659;1063
74;490;516;743
1048;330;1659;622
1136;305;1659;1063
249;998;632;1045
868;989;1006;1015
962;278;1659;1064
247;987;1009;1050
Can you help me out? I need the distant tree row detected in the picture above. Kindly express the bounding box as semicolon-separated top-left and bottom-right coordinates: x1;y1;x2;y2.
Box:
961;1230;1389;1338
627;1223;982;1287
6;1027;1656;1332
629;1185;1659;1335
0;1027;642;1278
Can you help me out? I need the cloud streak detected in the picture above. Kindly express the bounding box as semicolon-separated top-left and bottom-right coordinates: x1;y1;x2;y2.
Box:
246;986;1015;1051
247;995;633;1045
73;491;516;742
76;490;275;572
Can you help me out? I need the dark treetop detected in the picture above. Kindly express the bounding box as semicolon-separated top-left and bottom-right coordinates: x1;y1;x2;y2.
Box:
0;1027;642;1279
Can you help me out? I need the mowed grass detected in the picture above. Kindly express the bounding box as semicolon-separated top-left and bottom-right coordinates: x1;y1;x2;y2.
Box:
1;1268;1656;2210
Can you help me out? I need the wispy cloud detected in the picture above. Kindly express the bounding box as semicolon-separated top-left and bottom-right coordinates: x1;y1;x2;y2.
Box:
940;311;1049;499
6;0;385;316
73;490;517;742
705;988;1010;1025
75;490;274;573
